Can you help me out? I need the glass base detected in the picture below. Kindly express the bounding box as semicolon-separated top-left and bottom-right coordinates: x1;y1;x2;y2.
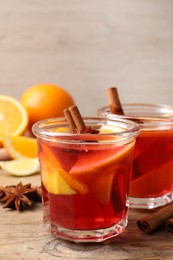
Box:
129;191;173;209
46;218;128;243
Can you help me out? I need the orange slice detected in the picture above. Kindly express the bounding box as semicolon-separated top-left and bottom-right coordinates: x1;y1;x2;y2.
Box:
40;152;76;195
70;141;135;176
130;160;173;197
3;135;38;159
0;95;28;144
88;171;115;204
40;144;89;195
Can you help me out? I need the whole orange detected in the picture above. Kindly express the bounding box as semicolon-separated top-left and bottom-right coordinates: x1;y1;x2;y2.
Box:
20;84;75;128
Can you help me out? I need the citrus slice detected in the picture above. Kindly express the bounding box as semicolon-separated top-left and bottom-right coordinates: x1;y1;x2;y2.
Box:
40;147;89;195
70;141;135;176
0;95;28;144
40;153;77;195
88;166;127;205
0;158;40;176
3;135;38;159
99;125;123;134
53;127;69;132
130;160;173;197
89;171;114;204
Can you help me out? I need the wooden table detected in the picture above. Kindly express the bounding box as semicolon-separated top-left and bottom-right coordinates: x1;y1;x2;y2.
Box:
0;172;172;260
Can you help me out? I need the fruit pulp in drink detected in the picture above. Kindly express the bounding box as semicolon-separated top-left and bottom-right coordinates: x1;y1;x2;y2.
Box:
130;129;173;198
38;134;134;232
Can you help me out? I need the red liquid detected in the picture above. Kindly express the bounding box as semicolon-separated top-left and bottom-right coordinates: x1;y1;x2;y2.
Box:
130;129;173;198
38;139;134;231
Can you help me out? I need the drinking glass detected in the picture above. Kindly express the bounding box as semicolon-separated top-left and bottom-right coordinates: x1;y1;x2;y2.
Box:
98;103;173;209
32;116;139;242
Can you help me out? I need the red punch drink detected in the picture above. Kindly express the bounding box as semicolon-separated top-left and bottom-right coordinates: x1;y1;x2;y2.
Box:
33;117;139;242
130;127;173;205
98;103;173;209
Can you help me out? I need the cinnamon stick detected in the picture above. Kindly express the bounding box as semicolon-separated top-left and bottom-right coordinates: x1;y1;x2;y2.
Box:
107;87;124;115
137;202;173;234
64;105;99;134
63;108;76;132
165;218;173;233
69;105;86;133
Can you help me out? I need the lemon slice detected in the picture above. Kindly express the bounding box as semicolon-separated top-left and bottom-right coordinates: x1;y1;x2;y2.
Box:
0;158;40;176
99;125;124;134
40;148;89;195
41;160;77;195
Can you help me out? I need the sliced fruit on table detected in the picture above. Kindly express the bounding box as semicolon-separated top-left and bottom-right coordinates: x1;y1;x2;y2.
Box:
0;158;40;176
0;95;28;144
3;135;38;159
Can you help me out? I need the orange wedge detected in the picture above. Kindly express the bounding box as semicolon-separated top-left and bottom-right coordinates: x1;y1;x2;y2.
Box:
88;171;114;204
40;152;77;195
3;135;38;159
130;160;173;197
0;95;28;144
40;144;89;195
70;141;135;176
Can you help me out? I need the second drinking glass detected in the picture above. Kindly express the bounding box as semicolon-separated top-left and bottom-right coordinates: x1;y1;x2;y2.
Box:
98;103;173;209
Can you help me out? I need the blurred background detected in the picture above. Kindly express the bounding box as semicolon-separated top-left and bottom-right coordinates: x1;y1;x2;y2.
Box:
0;0;173;114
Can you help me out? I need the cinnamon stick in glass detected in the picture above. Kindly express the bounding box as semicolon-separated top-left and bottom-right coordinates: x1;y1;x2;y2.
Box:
107;87;124;115
69;105;86;133
64;105;87;133
63;108;76;133
137;202;173;234
165;218;173;233
64;105;99;134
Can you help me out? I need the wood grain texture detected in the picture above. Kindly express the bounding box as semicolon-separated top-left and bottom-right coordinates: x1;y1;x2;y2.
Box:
0;172;173;260
0;1;173;114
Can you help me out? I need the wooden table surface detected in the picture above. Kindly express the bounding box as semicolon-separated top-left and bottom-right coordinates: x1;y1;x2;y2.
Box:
0;172;172;260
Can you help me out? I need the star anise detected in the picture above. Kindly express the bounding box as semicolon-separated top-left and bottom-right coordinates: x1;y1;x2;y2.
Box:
27;185;42;202
0;182;36;210
35;186;42;201
0;186;5;199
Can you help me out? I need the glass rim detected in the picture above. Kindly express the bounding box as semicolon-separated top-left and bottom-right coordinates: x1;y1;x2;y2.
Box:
97;103;173;123
32;116;140;144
